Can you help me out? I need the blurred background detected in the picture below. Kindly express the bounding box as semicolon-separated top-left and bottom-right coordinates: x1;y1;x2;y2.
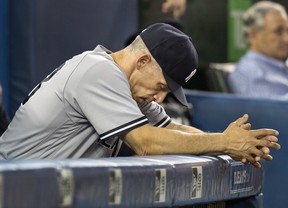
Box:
0;0;288;117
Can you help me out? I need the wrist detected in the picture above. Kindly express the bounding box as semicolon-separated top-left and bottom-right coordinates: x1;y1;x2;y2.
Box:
200;132;227;154
214;132;228;153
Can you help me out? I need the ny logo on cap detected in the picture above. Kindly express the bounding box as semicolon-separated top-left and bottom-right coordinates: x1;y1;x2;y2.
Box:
185;69;197;82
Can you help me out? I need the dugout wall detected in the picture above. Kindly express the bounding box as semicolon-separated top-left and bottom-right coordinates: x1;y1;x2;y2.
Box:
6;0;139;117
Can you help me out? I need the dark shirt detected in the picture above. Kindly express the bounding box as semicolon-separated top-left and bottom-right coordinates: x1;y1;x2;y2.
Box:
0;107;10;136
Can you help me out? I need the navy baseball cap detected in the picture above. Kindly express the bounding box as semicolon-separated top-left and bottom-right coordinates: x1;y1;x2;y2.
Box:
140;23;198;106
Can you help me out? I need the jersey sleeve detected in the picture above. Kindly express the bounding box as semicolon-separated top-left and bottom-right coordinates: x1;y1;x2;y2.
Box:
138;102;171;127
64;54;148;140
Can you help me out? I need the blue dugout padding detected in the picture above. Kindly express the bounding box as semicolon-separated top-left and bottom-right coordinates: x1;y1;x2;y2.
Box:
185;89;288;208
0;155;262;208
0;0;9;108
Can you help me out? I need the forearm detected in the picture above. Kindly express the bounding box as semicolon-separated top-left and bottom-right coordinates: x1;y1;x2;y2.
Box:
124;114;281;169
166;120;203;133
124;124;226;156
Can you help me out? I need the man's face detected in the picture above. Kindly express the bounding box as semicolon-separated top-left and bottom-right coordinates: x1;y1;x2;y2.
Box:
129;61;170;105
251;11;288;61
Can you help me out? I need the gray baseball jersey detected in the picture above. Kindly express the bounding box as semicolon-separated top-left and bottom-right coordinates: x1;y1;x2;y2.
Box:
0;45;171;159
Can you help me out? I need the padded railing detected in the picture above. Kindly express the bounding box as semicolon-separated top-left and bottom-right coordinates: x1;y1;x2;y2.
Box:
0;155;262;208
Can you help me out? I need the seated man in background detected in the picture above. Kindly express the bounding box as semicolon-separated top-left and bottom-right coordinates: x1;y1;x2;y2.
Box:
0;84;10;136
228;1;288;99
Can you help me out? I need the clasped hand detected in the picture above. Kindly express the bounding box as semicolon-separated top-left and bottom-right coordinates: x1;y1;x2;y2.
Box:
223;114;280;168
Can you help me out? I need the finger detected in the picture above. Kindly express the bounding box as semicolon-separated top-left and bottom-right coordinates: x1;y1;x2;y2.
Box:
230;155;243;162
233;114;249;127
250;129;279;137
254;155;260;161
231;155;261;168
240;123;251;130
247;156;261;168
241;152;256;164
240;158;262;168
252;161;262;168
260;146;270;154
270;142;281;150
243;153;262;168
261;154;273;161
229;153;248;163
258;140;281;150
256;140;281;150
247;147;264;159
228;152;241;161
241;158;248;164
258;135;279;142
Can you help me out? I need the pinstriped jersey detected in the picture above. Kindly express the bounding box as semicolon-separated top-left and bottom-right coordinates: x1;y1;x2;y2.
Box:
0;45;171;159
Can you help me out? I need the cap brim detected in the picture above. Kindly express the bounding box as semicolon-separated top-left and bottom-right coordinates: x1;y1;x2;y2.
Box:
163;72;188;106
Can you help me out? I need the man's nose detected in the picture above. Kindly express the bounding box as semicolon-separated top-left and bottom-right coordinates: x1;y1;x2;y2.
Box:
153;92;168;103
284;28;288;43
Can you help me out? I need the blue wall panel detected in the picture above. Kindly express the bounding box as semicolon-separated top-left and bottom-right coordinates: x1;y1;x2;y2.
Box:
8;0;139;117
185;90;288;208
0;0;9;109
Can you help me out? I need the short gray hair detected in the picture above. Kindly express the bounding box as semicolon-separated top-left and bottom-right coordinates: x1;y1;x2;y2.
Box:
126;35;148;53
242;1;287;43
126;36;162;71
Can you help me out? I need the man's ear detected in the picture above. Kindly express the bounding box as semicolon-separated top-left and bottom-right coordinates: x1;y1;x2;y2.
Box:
137;54;151;69
249;28;260;40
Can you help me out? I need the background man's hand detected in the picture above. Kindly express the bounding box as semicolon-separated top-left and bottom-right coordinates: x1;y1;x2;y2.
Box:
162;0;187;20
